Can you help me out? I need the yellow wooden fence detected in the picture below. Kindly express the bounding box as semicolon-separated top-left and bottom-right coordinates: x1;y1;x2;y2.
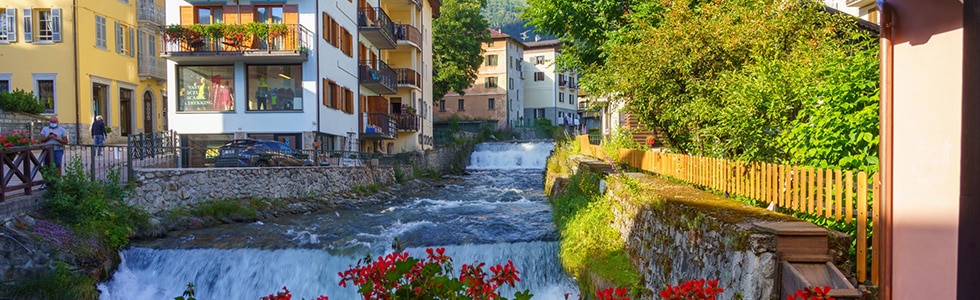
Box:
575;135;880;285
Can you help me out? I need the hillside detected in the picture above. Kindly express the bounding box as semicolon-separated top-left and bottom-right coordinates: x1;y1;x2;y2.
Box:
481;0;553;42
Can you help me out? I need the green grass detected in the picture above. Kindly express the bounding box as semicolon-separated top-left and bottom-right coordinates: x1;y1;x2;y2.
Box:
4;262;99;300
550;167;642;295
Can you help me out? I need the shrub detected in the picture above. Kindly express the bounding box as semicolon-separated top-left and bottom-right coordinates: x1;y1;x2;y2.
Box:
0;88;45;114
4;261;99;300
41;159;148;249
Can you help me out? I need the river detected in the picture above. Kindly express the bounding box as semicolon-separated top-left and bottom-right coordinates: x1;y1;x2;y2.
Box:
98;141;579;299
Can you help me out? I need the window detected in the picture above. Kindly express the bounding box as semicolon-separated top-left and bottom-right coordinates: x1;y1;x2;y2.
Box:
457;99;464;111
515;58;522;71
486;54;498;66
196;7;223;24
534;72;544;81
322;12;331;42
485;77;497;88
559;92;564;103
0;74;8;93
488;98;495;110
508;78;514;89
439;100;445;112
533;55;544;65
508;57;512;68
113;22;135;56
1;8;16;43
344;88;354;114
23;8;62;43
33;73;56;114
176;65;235;112
95;15;106;48
247;64;303;111
341;28;353;56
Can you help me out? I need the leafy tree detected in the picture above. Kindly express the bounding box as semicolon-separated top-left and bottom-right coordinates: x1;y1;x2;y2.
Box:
433;0;491;101
521;0;644;71
584;0;879;171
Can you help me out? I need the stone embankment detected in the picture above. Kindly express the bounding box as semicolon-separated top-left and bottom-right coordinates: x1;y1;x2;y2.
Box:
548;155;852;300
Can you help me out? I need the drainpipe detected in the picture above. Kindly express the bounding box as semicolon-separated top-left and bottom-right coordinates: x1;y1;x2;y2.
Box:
316;0;321;145
73;0;81;144
877;1;893;299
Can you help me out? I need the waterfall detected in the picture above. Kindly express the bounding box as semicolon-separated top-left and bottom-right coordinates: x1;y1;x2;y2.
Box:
99;242;576;300
467;141;555;170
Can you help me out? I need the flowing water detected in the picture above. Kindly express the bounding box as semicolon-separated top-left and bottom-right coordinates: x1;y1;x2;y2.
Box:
98;141;578;299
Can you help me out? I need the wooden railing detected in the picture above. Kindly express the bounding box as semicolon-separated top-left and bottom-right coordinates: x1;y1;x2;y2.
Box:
575;135;880;285
0;145;53;202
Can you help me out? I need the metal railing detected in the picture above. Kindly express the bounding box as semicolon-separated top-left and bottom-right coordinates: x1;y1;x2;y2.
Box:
395;24;422;49
359;60;398;93
358;6;397;46
137;1;165;25
362;112;397;138
394;68;421;89
164;23;311;53
393;113;420;132
138;53;166;80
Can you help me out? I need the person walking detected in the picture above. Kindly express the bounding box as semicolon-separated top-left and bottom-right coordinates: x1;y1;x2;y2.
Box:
92;115;107;156
40;116;69;176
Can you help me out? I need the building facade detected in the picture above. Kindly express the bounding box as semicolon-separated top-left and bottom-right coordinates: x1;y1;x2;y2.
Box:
163;0;438;160
1;0;167;143
356;0;437;154
523;40;577;129
435;29;524;129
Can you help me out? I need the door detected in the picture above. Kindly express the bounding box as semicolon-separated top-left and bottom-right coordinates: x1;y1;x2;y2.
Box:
143;91;154;133
120;88;133;136
93;83;108;121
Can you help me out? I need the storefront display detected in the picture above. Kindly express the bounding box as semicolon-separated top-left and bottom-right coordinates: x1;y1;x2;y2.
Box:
247;64;303;111
177;65;235;112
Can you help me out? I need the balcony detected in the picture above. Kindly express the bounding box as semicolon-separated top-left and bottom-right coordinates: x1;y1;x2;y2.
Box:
394;68;421;90
162;23;311;64
395;24;422;50
393;113;421;132
358;7;397;49
359;60;398;95
138;54;166;81
362;112;397;139
137;1;165;26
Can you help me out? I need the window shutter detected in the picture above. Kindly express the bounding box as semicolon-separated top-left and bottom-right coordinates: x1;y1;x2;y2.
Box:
22;8;32;43
5;8;15;42
51;8;61;42
115;22;121;53
128;27;135;56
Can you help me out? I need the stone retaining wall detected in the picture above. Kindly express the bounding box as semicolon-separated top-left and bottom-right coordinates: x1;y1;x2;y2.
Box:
127;166;397;214
554;156;852;300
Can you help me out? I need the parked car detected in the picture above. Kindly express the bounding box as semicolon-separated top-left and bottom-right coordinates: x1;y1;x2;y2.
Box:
213;139;314;167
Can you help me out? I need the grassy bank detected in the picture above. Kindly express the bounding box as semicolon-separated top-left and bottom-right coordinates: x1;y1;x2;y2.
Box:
545;141;642;296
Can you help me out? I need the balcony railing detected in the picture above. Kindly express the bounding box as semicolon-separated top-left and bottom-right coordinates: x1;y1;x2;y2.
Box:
138;54;166;80
162;23;311;63
137;1;165;25
358;7;397;49
395;24;422;50
359;60;398;95
393;113;421;132
362;112;397;139
394;68;421;90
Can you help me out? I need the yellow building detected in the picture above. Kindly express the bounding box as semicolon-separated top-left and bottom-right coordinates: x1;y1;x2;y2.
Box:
356;0;438;154
0;0;167;144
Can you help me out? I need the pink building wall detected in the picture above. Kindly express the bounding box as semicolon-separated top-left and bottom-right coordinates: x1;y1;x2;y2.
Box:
886;0;963;298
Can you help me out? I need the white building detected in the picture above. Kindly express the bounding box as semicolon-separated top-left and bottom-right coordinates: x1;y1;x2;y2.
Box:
523;40;578;128
163;0;438;162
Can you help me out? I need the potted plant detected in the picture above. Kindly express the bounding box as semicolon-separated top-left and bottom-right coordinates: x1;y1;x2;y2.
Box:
267;23;290;50
222;24;249;49
163;25;186;44
405;105;415;114
246;22;270;42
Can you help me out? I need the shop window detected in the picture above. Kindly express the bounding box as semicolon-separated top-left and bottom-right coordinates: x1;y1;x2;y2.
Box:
247;64;303;111
176;65;235;112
